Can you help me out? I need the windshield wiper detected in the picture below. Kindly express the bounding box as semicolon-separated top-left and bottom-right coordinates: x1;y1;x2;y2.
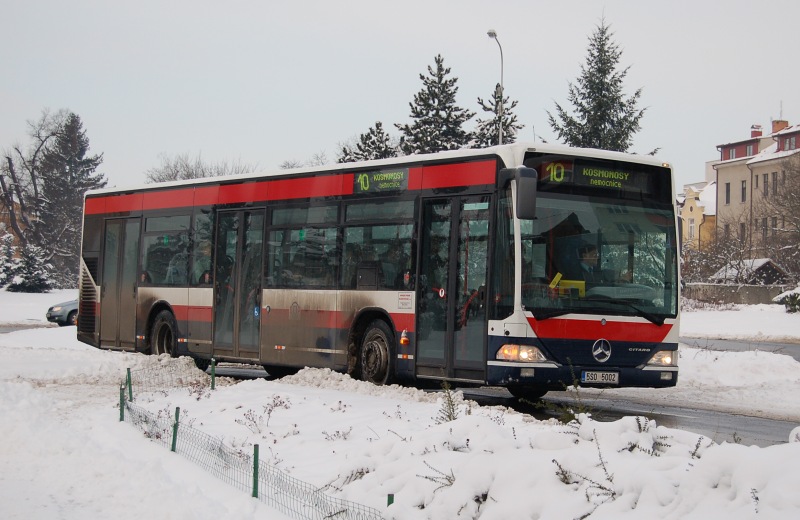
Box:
530;301;664;326
579;297;665;326
608;300;664;326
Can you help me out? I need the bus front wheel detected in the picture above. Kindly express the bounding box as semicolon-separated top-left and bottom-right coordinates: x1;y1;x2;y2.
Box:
360;320;394;386
150;310;177;357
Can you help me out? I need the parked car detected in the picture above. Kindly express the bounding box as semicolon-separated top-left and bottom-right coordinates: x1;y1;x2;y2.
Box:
46;299;79;326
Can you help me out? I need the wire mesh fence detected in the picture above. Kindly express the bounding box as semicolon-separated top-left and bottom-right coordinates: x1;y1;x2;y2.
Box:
120;364;385;520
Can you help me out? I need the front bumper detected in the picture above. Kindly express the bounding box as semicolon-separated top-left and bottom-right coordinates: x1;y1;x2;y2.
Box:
486;360;678;389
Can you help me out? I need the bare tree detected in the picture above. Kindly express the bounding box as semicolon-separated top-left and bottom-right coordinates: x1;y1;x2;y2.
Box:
1;109;69;249
279;150;330;170
145;152;257;183
763;154;800;280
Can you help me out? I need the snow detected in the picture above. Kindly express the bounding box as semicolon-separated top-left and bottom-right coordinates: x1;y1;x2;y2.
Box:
2;291;800;519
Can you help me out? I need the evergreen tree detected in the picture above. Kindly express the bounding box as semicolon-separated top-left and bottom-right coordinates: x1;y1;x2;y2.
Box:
396;55;475;155
7;243;53;293
0;233;17;288
338;121;399;163
38;113;106;287
547;18;651;153
473;84;524;148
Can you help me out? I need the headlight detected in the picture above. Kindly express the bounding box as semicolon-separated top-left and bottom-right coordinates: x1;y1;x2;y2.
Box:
51;306;62;312
496;344;547;362
647;350;677;366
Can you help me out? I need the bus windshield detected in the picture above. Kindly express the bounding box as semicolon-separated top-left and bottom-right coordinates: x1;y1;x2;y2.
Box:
520;194;678;322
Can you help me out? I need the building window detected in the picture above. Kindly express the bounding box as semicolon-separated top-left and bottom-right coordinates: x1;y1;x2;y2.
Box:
746;144;754;156
688;218;695;239
772;216;778;236
739;222;746;242
762;218;768;243
763;174;769;197
782;170;786;185
786;137;796;150
725;182;731;204
741;180;747;202
755;175;759;188
791;136;797;149
772;172;777;194
728;148;736;160
723;223;730;239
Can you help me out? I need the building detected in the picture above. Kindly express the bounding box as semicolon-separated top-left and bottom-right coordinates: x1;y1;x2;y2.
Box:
713;120;800;254
679;180;716;251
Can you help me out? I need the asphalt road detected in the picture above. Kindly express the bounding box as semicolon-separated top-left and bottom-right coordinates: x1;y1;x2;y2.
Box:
680;336;800;362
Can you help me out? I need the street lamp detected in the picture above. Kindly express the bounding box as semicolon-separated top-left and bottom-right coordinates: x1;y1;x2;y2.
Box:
487;29;504;145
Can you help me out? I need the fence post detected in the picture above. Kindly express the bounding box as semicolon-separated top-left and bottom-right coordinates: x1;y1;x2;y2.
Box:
211;358;216;390
252;444;259;498
119;385;125;422
171;407;180;452
126;368;133;401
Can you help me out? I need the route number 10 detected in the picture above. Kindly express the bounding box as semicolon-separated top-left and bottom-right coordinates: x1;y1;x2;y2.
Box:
546;162;566;182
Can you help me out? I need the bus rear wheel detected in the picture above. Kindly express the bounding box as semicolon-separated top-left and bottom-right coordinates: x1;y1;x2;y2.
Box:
150;310;177;357
360;320;394;386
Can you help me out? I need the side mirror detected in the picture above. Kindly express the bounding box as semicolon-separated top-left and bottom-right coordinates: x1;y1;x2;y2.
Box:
500;167;537;219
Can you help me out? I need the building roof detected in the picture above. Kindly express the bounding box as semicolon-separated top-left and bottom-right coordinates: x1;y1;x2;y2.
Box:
697;181;717;215
710;258;787;283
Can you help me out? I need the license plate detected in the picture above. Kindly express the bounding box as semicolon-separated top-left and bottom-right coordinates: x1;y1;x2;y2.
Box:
581;371;619;384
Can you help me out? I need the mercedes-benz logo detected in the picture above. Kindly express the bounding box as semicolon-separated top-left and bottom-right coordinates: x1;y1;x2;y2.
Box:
592;339;612;363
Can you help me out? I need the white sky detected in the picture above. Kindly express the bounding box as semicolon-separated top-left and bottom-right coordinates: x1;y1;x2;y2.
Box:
1;0;798;191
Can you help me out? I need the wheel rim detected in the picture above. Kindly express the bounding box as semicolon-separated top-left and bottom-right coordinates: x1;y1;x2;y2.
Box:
363;332;388;383
69;313;77;326
155;323;172;355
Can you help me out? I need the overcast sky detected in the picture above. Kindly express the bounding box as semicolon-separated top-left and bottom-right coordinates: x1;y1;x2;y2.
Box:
1;0;797;191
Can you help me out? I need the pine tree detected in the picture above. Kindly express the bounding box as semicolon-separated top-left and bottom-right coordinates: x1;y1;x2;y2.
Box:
0;233;17;288
338;121;399;163
7;243;53;293
547;18;651;153
38;113;106;287
396;55;475;155
473;83;524;148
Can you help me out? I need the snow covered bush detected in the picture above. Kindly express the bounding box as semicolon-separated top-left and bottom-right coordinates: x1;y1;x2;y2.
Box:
773;287;800;313
6;243;53;293
0;233;17;288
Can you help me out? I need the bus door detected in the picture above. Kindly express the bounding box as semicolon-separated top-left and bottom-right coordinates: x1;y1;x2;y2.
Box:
416;196;491;382
212;210;264;359
99;218;140;350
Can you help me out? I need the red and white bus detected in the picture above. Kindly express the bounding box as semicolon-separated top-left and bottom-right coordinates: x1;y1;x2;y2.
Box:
78;143;680;398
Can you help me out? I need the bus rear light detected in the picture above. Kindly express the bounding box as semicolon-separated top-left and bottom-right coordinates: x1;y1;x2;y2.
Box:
400;330;410;346
496;344;547;362
647;350;677;367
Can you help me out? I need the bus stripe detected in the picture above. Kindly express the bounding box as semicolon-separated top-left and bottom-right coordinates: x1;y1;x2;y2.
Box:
84;160;497;215
527;317;672;343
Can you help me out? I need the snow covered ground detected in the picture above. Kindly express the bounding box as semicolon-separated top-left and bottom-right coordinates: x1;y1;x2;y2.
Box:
1;290;800;519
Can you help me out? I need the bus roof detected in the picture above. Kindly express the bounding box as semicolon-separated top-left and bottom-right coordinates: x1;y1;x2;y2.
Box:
87;142;670;197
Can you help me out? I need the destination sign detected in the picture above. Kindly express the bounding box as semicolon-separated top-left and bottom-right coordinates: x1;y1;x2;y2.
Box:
354;168;409;194
537;160;657;196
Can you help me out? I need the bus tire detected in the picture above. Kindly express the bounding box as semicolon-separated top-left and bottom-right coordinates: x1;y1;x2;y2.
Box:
150;310;177;357
508;385;548;401
193;357;210;372
360;320;394;386
263;365;299;379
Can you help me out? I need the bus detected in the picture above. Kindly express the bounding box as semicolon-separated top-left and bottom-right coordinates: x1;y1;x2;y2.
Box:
77;143;680;399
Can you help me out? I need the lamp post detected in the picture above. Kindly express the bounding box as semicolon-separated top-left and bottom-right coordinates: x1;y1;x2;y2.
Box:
487;29;504;145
